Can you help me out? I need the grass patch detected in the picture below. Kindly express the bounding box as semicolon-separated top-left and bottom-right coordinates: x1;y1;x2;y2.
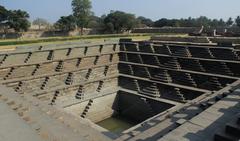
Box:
0;33;185;46
0;34;145;46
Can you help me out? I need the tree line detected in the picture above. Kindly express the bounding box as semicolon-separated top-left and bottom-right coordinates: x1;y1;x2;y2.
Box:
1;0;240;34
153;16;240;28
0;5;30;32
54;0;240;34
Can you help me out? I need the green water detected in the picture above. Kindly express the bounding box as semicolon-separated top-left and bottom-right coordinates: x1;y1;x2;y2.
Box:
97;116;136;135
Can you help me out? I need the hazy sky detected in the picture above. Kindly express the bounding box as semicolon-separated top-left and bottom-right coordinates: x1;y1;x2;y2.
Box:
1;0;240;23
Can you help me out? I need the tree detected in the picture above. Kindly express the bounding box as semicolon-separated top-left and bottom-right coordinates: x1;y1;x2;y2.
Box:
0;5;9;32
210;19;219;27
218;18;226;27
32;18;50;30
153;16;230;28
137;16;154;27
54;15;76;31
103;11;139;33
195;16;211;27
226;17;233;27
0;5;30;32
154;18;168;27
87;15;104;28
72;0;92;35
235;16;240;27
7;10;30;32
0;5;8;23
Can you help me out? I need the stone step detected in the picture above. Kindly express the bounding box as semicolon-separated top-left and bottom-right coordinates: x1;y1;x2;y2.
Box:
141;88;157;94
173;51;188;56
214;132;239;141
180;80;197;87
238;117;240;125
151;77;170;83
154;73;170;78
83;109;88;113
148;85;157;89
225;123;240;137
153;76;170;80
138;91;159;97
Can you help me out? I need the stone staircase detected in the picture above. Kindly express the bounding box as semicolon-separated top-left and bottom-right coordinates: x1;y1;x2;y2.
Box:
0;54;8;66
138;83;160;98
55;61;64;72
94;56;99;65
179;59;206;72
151;69;172;83
165;58;181;70
81;99;93;118
3;67;15;80
140;43;155;53
214;114;240;141
141;98;156;116
47;50;54;60
0;85;110;141
170;46;192;57
40;77;50;90
66;48;72;56
170;72;197;87
154;56;161;66
50;91;60;105
104;66;109;76
174;88;186;102
85;68;92;79
131;66;149;78
96;81;104;92
76;58;82;67
161;87;186;103
15;81;23;92
133;79;141;91
208;77;223;90
189;47;214;59
24;52;33;63
129;64;134;75
153;45;172;55
184;73;197;87
75;85;84;99
31;64;40;76
210;48;240;60
65;72;74;85
219;62;234;76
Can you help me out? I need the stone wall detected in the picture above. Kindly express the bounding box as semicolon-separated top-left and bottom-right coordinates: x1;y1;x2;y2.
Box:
132;27;199;34
209;37;240;44
151;36;209;43
118;91;174;123
65;93;118;123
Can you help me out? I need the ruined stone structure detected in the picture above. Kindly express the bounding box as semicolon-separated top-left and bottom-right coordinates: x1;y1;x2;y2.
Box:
0;37;239;141
133;27;240;37
132;27;199;34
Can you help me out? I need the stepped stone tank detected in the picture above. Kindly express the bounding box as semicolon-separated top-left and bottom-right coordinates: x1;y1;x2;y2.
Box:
0;38;239;141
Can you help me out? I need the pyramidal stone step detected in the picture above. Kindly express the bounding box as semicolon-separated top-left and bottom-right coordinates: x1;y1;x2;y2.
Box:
225;123;240;138
237;116;240;125
214;132;239;141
